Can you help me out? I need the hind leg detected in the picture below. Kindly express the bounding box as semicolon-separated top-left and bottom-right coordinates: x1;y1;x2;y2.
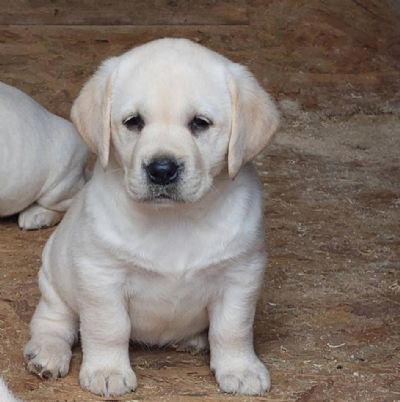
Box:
173;331;209;354
24;272;77;379
18;203;62;230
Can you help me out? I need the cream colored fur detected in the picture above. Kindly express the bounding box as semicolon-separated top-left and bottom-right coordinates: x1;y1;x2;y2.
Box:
0;82;89;229
24;38;279;396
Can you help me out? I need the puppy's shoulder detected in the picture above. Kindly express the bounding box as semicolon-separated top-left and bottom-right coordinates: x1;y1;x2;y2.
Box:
228;163;264;204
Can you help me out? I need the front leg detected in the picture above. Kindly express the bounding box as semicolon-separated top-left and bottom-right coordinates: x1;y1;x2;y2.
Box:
24;271;77;379
78;279;136;397
208;252;270;395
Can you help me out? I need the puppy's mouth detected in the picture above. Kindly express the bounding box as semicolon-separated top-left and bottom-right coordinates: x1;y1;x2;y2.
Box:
150;196;177;205
142;185;185;204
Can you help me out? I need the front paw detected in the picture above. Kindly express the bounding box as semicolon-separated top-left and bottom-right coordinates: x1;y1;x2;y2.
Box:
80;366;137;397
24;338;71;379
214;357;270;395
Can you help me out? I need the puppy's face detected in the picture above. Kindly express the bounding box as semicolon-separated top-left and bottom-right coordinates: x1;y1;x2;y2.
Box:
72;39;279;205
111;55;231;203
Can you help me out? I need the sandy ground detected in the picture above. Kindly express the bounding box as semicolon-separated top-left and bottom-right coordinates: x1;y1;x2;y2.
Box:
1;114;399;401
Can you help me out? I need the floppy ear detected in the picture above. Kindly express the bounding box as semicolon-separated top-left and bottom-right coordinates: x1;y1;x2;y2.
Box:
71;57;119;168
227;64;280;178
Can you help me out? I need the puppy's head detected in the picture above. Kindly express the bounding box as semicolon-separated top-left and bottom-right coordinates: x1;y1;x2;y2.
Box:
71;38;279;204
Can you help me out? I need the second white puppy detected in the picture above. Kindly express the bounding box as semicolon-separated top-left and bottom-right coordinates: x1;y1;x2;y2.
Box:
24;38;279;396
0;82;88;229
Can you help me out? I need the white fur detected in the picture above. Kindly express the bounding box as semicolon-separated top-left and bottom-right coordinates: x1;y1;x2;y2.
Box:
0;82;89;230
24;38;279;397
0;378;21;402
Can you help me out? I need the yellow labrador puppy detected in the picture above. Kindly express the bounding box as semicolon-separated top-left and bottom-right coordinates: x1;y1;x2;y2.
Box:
0;82;88;229
24;38;279;396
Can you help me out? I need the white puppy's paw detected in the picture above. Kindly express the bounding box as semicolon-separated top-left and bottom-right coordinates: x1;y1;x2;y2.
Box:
214;357;270;395
174;332;209;354
80;366;137;396
18;204;62;230
24;339;72;379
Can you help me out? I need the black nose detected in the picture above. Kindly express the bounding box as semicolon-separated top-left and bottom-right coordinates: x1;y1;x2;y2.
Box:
145;157;179;185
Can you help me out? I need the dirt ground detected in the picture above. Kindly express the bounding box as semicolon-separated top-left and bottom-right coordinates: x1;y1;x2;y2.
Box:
1;1;399;401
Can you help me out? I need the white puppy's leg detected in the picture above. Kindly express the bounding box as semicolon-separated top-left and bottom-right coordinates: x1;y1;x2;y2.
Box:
208;262;270;395
18;203;62;230
79;291;136;397
24;273;77;379
0;377;22;402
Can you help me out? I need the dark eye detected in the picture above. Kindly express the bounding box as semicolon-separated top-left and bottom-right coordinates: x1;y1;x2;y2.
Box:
123;114;144;131
189;116;212;134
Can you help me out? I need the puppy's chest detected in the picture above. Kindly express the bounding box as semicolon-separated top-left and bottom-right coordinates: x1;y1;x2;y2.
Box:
98;214;247;344
124;268;217;345
120;218;242;276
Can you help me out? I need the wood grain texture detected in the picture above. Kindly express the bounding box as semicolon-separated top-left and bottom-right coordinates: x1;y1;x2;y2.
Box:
0;0;249;25
1;0;399;119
